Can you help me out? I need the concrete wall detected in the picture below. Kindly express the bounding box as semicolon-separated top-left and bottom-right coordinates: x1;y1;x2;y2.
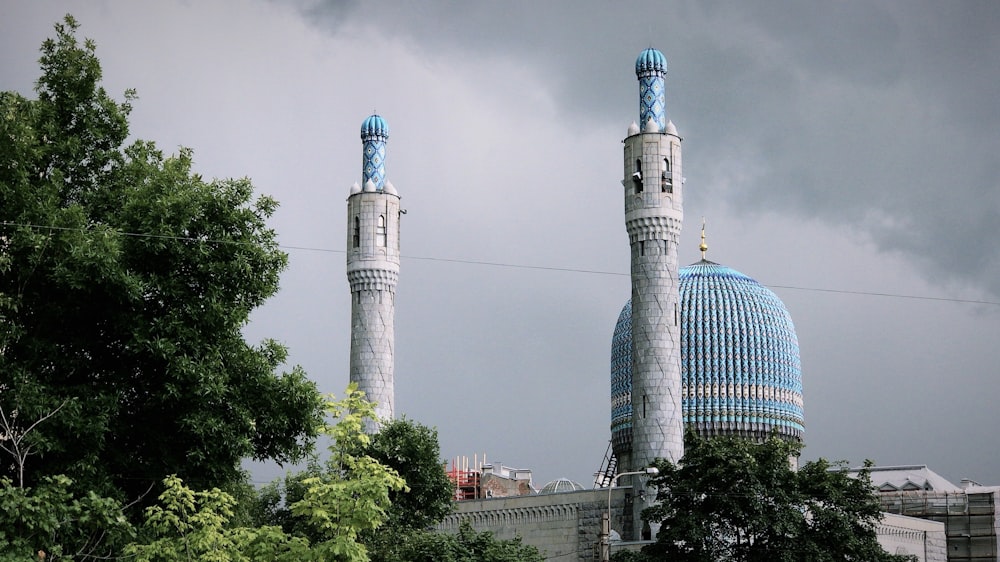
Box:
878;512;948;562
440;488;635;562
442;491;948;562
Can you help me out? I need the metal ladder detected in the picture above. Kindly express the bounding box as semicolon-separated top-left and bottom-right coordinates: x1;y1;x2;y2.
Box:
594;440;618;488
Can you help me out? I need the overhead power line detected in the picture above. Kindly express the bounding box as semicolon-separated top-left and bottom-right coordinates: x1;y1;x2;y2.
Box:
2;220;998;307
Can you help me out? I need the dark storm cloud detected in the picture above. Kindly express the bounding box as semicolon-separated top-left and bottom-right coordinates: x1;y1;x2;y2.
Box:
294;0;1000;298
4;0;998;491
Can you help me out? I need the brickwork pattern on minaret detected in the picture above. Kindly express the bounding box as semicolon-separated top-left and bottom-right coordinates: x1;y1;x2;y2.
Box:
346;190;400;432
620;49;683;542
622;128;684;474
347;114;400;433
348;271;396;428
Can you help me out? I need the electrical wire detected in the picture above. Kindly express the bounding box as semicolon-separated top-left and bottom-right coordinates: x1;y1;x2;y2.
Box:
2;220;998;307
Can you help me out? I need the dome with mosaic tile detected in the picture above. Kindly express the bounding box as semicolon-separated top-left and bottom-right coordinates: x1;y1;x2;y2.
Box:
635;47;667;75
360;114;389;140
610;254;804;449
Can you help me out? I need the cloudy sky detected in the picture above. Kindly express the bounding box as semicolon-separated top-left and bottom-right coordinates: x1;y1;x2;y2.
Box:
4;1;999;489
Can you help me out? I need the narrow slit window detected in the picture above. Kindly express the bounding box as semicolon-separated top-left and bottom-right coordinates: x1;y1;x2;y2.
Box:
376;215;387;247
661;158;673;193
352;216;360;248
634;159;643;193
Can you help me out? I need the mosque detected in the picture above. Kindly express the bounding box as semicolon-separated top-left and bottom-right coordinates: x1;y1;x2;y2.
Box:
344;48;968;561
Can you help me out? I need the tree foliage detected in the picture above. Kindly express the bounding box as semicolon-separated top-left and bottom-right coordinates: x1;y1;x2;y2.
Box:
371;522;544;562
254;415;452;542
127;386;409;562
635;431;912;562
0;474;133;560
124;475;309;562
0;15;323;503
364;417;454;531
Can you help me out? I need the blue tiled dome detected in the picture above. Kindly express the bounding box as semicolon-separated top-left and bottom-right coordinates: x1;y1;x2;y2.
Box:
635;48;667;76
611;260;804;451
360;114;389;140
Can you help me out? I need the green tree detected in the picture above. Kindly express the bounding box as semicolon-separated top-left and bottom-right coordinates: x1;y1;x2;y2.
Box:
124;475;309;562
256;417;453;542
0;15;324;503
381;522;544;562
636;431;912;562
127;386;407;562
0;474;133;560
364;418;454;531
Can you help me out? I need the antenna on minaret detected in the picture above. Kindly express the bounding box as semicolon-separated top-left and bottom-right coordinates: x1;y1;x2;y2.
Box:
700;217;708;259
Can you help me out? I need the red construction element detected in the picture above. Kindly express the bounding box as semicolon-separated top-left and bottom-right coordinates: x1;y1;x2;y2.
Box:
447;457;482;501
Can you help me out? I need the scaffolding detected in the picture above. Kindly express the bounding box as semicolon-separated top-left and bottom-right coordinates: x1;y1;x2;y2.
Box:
879;490;999;562
447;455;484;501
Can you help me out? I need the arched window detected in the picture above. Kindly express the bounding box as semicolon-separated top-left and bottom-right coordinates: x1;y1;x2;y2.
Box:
661;158;673;193
376;215;387;247
352;216;360;248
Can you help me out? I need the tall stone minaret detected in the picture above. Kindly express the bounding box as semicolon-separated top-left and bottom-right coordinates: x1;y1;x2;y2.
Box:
346;114;401;432
624;48;684;479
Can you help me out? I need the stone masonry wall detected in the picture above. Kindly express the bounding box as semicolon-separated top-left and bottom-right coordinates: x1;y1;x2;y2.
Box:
440;488;634;562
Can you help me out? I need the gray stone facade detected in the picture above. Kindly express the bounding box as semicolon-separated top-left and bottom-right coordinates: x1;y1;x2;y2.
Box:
622;119;685;537
444;490;945;562
346;188;400;431
441;488;636;562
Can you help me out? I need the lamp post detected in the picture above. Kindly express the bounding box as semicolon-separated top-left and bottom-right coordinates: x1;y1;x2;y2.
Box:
600;467;659;562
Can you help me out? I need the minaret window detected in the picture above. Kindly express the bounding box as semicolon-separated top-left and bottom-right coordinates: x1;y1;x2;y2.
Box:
376;215;386;247
634;159;643;193
661;158;673;193
353;216;360;248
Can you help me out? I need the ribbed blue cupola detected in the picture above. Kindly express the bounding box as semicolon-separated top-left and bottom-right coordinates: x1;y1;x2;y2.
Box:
611;260;804;447
360;114;389;190
635;47;667;132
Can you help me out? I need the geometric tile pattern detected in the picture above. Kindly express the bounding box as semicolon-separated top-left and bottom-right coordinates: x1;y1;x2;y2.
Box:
361;114;389;190
610;259;805;449
627;239;684;472
349;279;396;433
623;49;681;536
635;48;667;131
638;76;665;132
610;300;633;449
348;115;399;432
679;260;804;439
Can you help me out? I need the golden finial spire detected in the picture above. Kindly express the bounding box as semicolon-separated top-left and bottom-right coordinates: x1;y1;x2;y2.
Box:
699;217;708;259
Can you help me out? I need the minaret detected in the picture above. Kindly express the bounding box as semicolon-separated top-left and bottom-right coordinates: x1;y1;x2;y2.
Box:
346;114;401;432
624;48;684;478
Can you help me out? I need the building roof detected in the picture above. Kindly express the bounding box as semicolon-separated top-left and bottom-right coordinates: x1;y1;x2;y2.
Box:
850;465;962;493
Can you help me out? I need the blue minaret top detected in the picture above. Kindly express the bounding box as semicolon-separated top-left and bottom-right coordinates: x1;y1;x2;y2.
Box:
361;114;389;190
635;48;667;132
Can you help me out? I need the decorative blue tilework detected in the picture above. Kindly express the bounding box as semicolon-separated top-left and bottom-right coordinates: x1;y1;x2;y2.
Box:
611;260;804;447
635;48;667;131
638;76;665;131
361;114;389;190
